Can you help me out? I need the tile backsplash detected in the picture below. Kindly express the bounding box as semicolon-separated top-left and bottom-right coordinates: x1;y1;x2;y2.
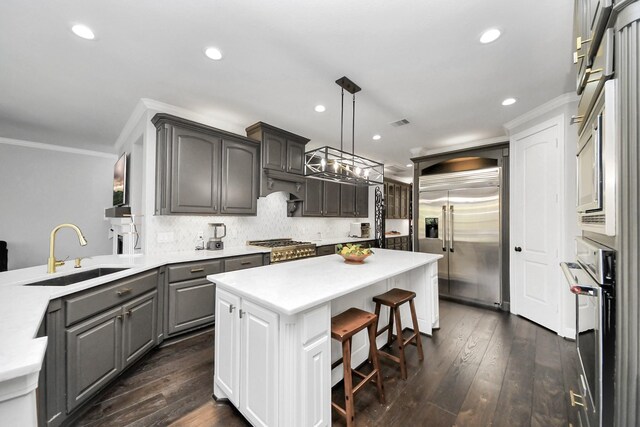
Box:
146;192;374;253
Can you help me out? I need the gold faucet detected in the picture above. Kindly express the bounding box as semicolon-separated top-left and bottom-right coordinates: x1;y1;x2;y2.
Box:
47;224;88;273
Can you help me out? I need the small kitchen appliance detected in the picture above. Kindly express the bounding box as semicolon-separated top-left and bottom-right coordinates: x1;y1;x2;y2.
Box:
349;222;371;238
207;223;226;250
247;238;316;263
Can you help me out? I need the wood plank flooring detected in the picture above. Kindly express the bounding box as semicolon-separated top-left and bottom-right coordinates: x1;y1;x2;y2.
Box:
74;300;580;426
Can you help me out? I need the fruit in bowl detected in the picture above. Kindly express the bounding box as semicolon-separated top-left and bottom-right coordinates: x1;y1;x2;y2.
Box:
336;244;374;263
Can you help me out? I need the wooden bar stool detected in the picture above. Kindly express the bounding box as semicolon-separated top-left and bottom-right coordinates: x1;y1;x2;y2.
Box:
331;307;385;427
373;288;424;380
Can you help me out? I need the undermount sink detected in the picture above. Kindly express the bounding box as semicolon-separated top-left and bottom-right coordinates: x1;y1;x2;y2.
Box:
25;268;130;286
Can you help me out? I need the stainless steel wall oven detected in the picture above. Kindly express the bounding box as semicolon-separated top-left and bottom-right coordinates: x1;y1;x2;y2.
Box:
561;237;615;427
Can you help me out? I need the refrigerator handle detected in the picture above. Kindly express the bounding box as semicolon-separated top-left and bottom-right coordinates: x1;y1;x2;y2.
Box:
449;205;454;252
441;205;447;251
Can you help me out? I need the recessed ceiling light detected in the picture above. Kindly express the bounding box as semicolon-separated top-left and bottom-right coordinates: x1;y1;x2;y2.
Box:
314;105;326;113
502;97;517;106
204;47;223;60
71;24;95;40
406;164;412;168
372;134;381;141
480;28;501;44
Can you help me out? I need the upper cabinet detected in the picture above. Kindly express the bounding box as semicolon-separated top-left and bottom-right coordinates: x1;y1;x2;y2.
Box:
340;184;369;218
246;122;310;198
384;179;411;219
153;114;260;216
302;179;340;217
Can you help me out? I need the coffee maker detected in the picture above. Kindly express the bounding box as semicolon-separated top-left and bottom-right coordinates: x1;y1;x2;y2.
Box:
207;223;226;250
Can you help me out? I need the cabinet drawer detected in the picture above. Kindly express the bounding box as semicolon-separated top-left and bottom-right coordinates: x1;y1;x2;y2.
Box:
224;254;264;272
65;270;158;327
168;259;223;283
317;245;336;256
168;279;215;335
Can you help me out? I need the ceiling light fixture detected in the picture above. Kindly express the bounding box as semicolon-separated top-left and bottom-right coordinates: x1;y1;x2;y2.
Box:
71;24;95;40
204;47;223;60
372;134;381;141
305;76;384;186
502;97;517;106
406;164;412;168
314;105;326;113
480;28;501;44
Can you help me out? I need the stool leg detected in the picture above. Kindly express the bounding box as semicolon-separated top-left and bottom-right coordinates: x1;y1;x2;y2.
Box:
394;307;407;380
368;322;386;404
386;307;395;347
409;299;424;361
373;302;382;357
342;338;355;427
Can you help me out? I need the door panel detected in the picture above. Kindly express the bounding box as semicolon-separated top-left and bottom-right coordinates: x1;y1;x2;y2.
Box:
123;291;158;366
214;289;240;406
448;187;501;305
303;179;323;216
512;124;560;332
418;190;450;296
221;139;258;214
263;133;286;171
323;182;341;216
340;184;356;216
286;141;304;175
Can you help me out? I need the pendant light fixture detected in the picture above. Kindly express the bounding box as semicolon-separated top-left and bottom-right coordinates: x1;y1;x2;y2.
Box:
305;76;384;186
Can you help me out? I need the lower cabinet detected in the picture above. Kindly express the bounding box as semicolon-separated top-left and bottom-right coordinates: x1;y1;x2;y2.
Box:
66;290;158;412
215;288;279;427
168;279;216;335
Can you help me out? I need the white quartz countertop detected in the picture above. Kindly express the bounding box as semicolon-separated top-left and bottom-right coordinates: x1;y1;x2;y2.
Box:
0;246;270;387
208;249;442;316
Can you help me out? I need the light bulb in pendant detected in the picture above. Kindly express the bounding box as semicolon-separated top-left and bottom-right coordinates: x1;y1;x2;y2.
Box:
320;158;326;169
355;167;361;175
364;169;370;177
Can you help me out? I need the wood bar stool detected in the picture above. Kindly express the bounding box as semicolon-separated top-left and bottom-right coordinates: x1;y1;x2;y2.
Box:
331;307;385;427
373;288;424;380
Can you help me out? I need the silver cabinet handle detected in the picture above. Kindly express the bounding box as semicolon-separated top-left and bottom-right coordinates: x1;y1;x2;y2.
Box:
239;309;244;319
190;267;204;273
117;288;132;296
449;205;454;252
441;205;447;252
229;304;235;313
240;261;252;266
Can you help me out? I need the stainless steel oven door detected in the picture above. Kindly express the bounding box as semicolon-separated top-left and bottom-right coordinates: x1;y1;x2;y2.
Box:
577;112;603;213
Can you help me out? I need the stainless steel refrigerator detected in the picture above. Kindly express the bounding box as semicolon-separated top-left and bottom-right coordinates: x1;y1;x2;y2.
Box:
418;167;501;306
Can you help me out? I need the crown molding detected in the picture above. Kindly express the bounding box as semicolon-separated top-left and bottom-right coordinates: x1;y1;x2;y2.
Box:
503;92;578;132
413;135;508;158
0;136;117;159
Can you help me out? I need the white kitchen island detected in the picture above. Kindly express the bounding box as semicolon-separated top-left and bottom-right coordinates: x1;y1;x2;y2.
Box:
207;249;442;427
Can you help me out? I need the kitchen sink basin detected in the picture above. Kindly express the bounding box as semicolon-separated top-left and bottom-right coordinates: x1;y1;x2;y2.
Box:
25;268;130;286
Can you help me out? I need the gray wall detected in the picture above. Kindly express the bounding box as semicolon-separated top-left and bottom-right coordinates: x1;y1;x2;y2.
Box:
0;140;115;270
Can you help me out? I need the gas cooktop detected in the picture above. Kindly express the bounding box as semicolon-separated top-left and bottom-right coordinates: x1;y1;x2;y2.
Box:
247;238;316;263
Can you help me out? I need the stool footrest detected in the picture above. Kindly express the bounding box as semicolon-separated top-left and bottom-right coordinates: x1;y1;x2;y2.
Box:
353;370;379;395
331;401;347;417
377;350;401;364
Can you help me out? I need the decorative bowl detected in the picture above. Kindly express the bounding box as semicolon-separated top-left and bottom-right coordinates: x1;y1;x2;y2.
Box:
339;253;371;264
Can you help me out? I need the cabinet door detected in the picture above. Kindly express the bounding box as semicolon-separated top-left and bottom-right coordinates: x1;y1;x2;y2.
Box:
240;299;279;427
66;306;122;411
384;182;389;218
400;186;407;218
170;126;220;214
168;278;215;336
303;178;323;216
323;181;341;217
215;289;241;406
221;139;259;215
394;185;401;218
123;291;158;367
263;133;286;171
340;184;356;217
387;183;396;218
286;140;305;175
355;185;369;217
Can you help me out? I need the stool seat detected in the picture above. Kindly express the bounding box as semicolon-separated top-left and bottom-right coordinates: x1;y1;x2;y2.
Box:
373;287;424;380
331;308;377;341
331;307;385;427
372;288;416;308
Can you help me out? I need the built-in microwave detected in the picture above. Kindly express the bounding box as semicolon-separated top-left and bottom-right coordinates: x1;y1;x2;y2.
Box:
577;79;616;236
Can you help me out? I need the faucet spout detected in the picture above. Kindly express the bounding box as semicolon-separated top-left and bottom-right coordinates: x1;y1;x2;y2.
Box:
47;223;88;274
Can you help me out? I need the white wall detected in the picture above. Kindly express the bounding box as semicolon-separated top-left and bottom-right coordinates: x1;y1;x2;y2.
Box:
0;139;115;270
505;94;579;338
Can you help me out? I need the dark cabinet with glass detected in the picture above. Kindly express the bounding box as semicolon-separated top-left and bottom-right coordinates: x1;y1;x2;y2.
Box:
384;179;411;219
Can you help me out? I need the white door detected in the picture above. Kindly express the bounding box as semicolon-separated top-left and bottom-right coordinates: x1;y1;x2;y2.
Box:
240;299;279;427
511;119;562;332
214;288;240;406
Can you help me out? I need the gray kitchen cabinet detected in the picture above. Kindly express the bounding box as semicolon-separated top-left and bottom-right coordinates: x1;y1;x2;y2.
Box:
166;259;222;337
246;122;310;175
221;138;259;214
66;305;123;412
303;178;323;216
224;254;264;272
122;291;158;366
384;178;410;219
323;181;341;216
341;185;369;217
153;113;260;216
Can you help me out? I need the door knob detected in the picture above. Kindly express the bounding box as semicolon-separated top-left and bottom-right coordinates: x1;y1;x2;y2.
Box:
515;246;522;252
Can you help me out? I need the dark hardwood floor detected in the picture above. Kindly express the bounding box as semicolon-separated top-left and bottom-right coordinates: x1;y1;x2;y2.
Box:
73;300;580;426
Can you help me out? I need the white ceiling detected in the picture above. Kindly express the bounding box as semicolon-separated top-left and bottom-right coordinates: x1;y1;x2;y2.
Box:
0;0;574;174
